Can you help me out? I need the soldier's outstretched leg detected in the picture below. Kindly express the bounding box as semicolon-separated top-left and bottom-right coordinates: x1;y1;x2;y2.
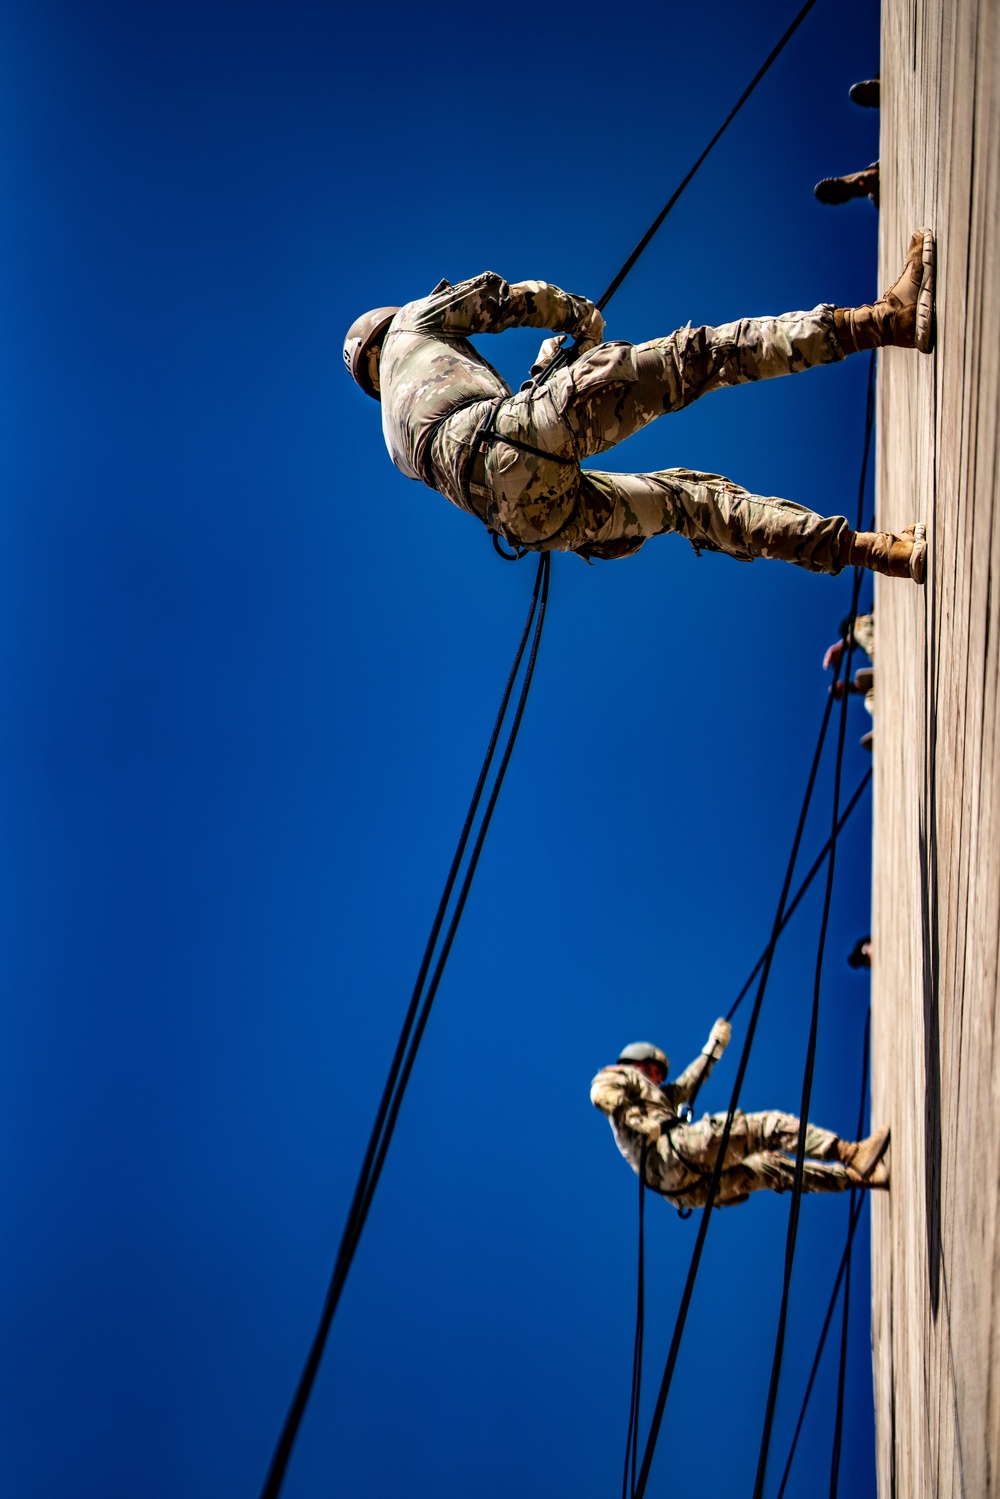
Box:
559;467;849;570
666;1110;890;1192
740;1111;890;1185
721;1153;859;1199
539;228;934;456
549;472;927;580
670;1152;881;1209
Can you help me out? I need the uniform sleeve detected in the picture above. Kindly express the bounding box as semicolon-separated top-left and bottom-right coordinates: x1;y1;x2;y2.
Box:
406;272;603;343
590;1068;628;1116
591;1067;670;1142
668;1021;731;1105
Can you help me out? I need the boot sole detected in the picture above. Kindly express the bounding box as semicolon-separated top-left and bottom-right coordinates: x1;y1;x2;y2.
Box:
914;228;935;353
848;1167;890;1189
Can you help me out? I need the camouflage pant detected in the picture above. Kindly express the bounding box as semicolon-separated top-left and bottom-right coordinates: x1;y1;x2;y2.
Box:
463;307;849;567
660;1108;853;1208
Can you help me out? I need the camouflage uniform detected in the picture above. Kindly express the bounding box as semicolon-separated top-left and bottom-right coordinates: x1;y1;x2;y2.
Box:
379;271;850;566
591;1034;855;1209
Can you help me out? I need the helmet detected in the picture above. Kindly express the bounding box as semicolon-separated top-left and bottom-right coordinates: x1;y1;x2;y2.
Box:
617;1041;669;1076
343;307;400;399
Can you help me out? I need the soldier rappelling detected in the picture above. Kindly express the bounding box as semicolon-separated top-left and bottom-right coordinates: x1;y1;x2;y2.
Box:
344;230;934;577
591;1032;890;1210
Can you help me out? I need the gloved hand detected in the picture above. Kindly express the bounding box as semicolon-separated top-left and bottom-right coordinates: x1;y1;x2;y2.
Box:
529;335;566;377
703;1018;732;1059
529;308;604;379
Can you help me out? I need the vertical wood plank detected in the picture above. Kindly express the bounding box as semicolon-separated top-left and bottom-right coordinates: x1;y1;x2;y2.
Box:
873;1;1000;1494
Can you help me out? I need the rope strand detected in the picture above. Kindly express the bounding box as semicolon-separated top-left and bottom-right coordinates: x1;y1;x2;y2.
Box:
259;556;551;1499
751;354;875;1499
679;769;870;1121
632;354;875;1499
828;1010;871;1499
533;0;823;392
631;678;841;1499
622;1142;648;1499
595;0;820;313
774;1013;871;1499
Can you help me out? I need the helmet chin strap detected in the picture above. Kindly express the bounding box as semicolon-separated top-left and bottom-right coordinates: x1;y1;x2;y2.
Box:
342;305;400;399
367;344;381;396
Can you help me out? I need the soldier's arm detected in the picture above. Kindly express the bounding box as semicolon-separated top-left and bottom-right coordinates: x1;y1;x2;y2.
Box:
427;272;604;345
590;1067;629;1117
591;1067;670;1142
669;1019;732;1104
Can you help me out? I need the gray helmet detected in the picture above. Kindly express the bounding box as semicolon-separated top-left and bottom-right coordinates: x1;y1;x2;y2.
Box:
617;1041;669;1076
343;306;400;400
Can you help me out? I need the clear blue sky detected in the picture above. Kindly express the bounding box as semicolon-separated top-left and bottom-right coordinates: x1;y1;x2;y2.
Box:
0;1;885;1494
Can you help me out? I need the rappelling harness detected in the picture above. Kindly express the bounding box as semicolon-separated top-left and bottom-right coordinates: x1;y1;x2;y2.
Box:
465;385;643;564
638;1100;718;1221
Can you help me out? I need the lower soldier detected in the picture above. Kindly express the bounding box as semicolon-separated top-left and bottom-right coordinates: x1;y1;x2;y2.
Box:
344;229;933;577
591;1030;890;1211
825;610;875;749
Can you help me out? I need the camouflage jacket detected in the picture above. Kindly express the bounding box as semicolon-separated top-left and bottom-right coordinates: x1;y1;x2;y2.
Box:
590;1029;728;1193
378;272;603;494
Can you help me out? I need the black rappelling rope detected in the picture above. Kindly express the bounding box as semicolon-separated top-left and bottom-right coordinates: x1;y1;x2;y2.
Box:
630;674;840;1499
680;766;870;1119
622;1141;648;1499
727;770;871;1025
594;0;820;314
631;351;876;1499
751;352;876;1499
258;554;551;1499
534;0;823;393
622;772;872;1467
774;1200;867;1498
828;1008;871;1499
752;576;861;1496
774;1011;871;1499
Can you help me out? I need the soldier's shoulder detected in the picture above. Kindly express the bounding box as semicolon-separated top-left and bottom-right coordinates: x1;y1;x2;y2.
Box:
592;1062;629;1081
590;1065;627;1107
591;1063;641;1098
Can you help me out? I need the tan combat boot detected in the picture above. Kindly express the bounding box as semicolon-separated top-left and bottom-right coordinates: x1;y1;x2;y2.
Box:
847;523;927;584
814;163;880;208
834;228;935;353
838;1124;890;1179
